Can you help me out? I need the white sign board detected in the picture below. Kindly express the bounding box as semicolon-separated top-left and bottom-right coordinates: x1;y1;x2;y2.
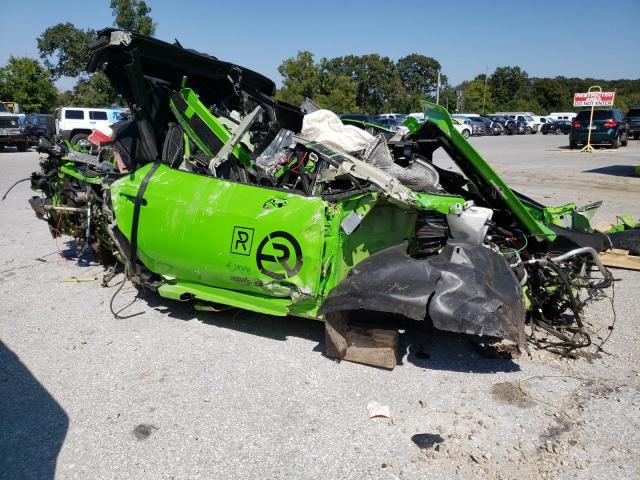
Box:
573;92;615;107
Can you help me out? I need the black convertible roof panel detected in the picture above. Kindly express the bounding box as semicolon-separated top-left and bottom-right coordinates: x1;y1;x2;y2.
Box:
87;28;276;101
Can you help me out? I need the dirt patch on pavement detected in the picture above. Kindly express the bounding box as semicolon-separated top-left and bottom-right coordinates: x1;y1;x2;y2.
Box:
491;381;535;408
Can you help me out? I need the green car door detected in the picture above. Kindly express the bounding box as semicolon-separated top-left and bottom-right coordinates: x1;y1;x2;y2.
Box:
111;164;327;305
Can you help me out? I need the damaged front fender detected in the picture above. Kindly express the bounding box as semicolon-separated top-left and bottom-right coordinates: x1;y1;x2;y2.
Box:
319;242;526;344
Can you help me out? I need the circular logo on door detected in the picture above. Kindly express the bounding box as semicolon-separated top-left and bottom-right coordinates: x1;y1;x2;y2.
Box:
255;231;303;280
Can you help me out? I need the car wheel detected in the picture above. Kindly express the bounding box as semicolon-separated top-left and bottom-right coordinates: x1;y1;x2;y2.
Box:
634;133;639;140
569;141;577;149
621;134;628;147
542;130;548;135
525;126;532;134
611;135;620;149
462;129;470;139
17;143;28;152
70;133;90;148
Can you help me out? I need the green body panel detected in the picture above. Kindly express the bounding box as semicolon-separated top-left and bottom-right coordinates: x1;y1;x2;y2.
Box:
334;201;415;286
112;164;326;300
110;164;417;318
421;101;557;242
158;281;291;316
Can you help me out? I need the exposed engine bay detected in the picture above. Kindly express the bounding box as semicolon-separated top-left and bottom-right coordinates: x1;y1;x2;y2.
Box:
26;29;629;357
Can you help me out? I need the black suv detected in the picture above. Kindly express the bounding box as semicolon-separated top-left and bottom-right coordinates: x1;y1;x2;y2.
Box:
24;113;55;146
569;108;629;149
626;107;640;140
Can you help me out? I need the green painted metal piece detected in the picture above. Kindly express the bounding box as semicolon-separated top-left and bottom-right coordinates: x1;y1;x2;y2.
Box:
404;116;421;134
169;82;253;168
411;191;465;215
421;100;557;242
158;281;292;316
606;214;639;233
59;164;103;185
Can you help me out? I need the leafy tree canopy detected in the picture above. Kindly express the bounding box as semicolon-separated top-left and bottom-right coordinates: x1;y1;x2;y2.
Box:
110;0;155;36
0;56;58;112
37;23;95;80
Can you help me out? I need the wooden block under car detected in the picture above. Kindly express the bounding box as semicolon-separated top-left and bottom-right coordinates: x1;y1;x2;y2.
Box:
599;248;640;271
324;312;399;369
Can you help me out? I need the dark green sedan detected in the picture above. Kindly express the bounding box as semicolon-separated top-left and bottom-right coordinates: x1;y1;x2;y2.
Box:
569;108;629;149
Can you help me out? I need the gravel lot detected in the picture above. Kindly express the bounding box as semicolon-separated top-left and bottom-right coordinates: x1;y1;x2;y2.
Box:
1;135;639;480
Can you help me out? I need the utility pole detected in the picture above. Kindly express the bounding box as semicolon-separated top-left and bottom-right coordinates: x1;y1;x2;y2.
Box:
482;65;488;114
436;70;441;105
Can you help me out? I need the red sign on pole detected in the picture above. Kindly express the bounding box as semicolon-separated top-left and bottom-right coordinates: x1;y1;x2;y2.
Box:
573;91;615;107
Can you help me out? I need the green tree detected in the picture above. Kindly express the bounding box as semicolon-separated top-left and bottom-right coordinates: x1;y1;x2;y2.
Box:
71;72;122;107
396;54;441;99
37;23;95;79
532;78;569;113
110;0;155;35
489;66;532;111
458;75;494;113
440;84;458;113
321;54;406;113
56;90;76;107
0;56;58;112
316;75;358;113
275;51;321;107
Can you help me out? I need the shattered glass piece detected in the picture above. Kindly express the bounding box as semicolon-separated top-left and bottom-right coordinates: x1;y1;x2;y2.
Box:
255;129;294;177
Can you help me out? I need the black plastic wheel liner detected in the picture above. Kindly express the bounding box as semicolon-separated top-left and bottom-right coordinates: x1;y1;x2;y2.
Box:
319;242;525;344
547;224;610;253
608;229;640;255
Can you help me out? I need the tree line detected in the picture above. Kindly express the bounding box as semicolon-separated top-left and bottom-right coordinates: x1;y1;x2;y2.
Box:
1;2;638;115
277;54;640;114
0;0;153;112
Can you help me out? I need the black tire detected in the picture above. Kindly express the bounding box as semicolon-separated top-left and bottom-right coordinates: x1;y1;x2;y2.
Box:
634;133;639;140
542;130;548;135
70;133;90;148
611;135;620;149
569;141;577;149
462;129;470;139
525;126;532;134
17;143;28;152
621;134;628;147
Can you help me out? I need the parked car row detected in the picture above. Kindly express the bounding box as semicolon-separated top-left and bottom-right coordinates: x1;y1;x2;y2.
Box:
1;104;128;152
348;108;640;150
4;102;639;153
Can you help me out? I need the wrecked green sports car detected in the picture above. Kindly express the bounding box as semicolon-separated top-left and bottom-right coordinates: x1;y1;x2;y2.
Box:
28;29;619;353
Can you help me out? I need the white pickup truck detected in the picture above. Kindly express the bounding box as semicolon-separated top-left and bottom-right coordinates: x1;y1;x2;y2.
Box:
0;101;28;151
510;114;540;134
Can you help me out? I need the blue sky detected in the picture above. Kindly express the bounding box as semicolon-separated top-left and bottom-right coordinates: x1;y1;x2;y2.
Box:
1;0;638;91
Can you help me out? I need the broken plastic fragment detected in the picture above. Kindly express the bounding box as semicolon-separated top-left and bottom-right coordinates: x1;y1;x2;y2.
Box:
367;401;390;419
